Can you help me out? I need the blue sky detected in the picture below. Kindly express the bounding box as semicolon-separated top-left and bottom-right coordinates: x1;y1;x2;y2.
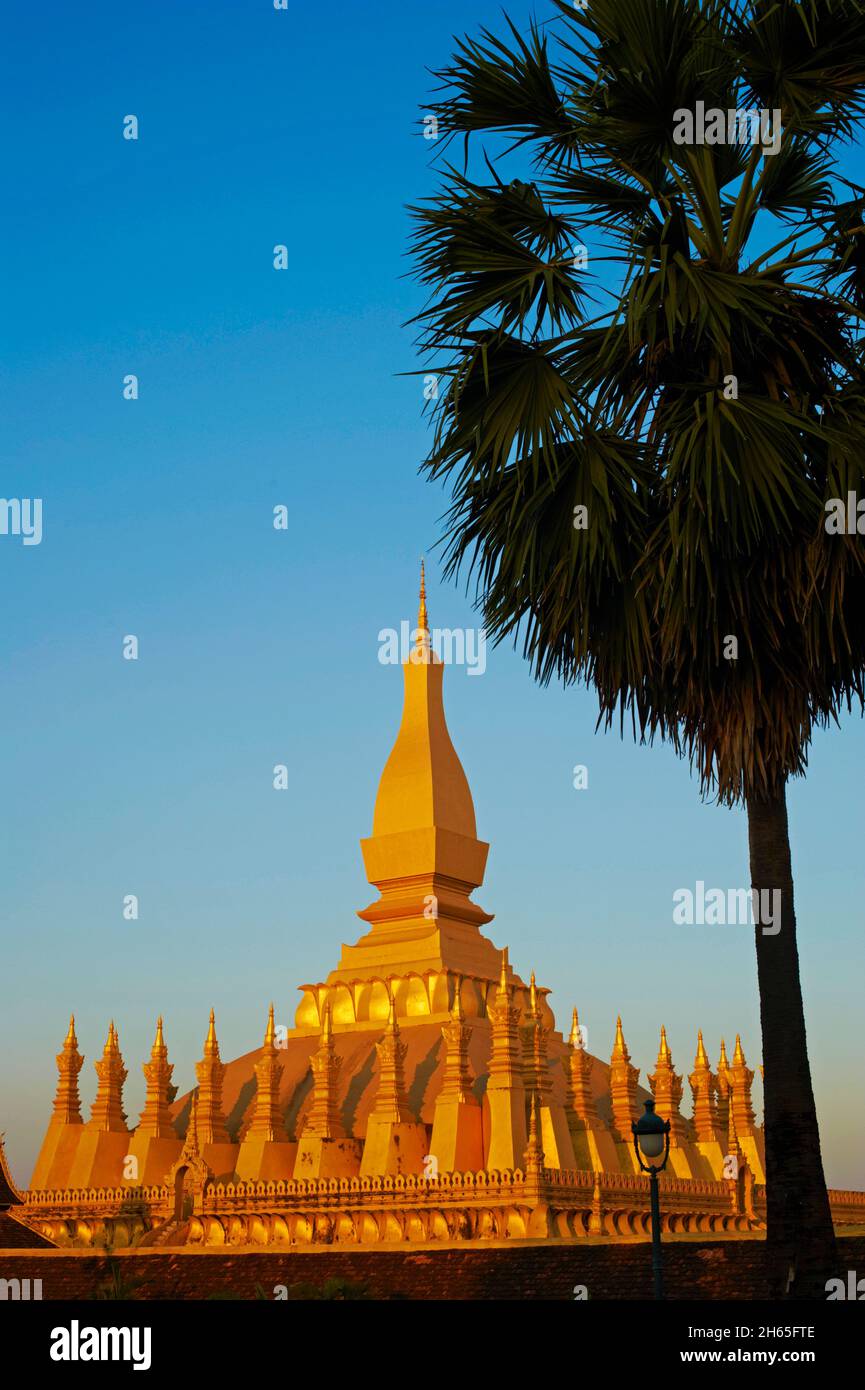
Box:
1;0;863;1190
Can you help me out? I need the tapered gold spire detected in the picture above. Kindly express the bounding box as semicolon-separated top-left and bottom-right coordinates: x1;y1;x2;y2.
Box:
486;949;527;1170
436;986;476;1105
609;1015;640;1143
306;1002;343;1140
728;1034;756;1139
336;560;496;993
360;981;428;1176
245;1006;286;1142
88;1022;128;1133
139;1015;174;1139
524;1089;544;1174
498;947;510;996
418;559;429;638
429;980;483;1170
195;1011;230;1145
183;1088;200;1156
715;1037;732;1141
363;578;480;844
521;967;551;1103
370;995;412;1124
564;1005;598;1127
649;1025;687;1145
51;1016;85;1125
689;1030;721;1143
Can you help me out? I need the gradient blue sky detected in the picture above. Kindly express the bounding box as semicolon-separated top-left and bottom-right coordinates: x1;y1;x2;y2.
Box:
1;0;863;1190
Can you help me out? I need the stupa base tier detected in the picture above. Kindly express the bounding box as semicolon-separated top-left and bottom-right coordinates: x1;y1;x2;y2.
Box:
17;1172;865;1250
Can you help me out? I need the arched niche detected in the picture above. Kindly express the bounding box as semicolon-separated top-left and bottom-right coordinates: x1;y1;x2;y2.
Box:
367;981;391;1022
426;972;450;1014
403;976;431;1018
458;976;483;1018
328;984;355;1025
294;989;320;1030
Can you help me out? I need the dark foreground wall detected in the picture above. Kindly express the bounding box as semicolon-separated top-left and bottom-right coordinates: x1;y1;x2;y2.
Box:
1;1237;864;1300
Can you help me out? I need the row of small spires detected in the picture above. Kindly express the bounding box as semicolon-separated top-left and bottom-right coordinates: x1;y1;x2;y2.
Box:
57;1005;754;1071
51;997;758;1126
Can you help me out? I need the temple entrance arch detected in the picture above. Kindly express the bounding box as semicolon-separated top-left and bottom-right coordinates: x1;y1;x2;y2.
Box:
174;1165;194;1221
165;1114;214;1226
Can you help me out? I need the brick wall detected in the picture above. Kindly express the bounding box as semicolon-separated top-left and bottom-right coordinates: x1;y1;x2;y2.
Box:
1;1237;863;1300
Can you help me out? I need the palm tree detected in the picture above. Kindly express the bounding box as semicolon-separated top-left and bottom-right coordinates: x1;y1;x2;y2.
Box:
408;0;865;1297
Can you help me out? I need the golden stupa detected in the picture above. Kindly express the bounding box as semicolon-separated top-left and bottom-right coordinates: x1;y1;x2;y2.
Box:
14;569;864;1248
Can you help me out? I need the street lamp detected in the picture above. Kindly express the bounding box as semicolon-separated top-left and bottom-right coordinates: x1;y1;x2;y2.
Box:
632;1098;671;1300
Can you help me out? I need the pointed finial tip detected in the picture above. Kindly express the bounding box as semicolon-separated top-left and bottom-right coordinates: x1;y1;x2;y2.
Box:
264;1004;276;1045
416;558;430;648
498;949;509;991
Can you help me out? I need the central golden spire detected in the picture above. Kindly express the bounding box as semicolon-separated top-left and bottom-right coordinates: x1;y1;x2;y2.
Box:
416;558;429;655
370;564;476;840
320;565;501;1000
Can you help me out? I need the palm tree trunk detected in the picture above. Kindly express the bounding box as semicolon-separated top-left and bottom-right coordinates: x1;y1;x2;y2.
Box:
746;784;836;1298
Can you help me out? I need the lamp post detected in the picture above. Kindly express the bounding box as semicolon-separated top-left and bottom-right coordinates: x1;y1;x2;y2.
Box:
632;1098;671;1300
